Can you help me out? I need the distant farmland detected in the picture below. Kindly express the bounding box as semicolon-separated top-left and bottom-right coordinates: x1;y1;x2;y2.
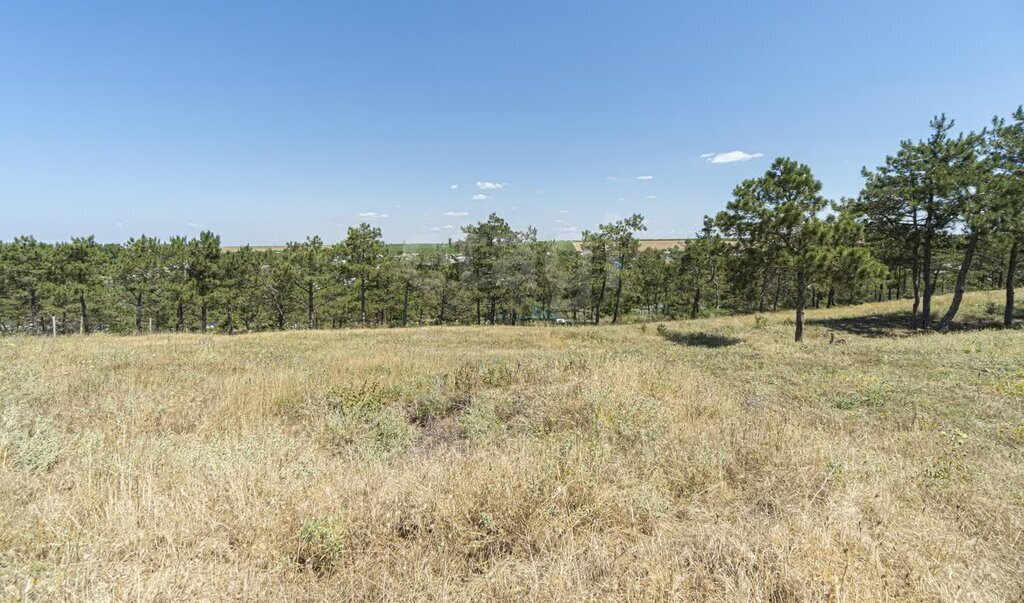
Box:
222;239;692;254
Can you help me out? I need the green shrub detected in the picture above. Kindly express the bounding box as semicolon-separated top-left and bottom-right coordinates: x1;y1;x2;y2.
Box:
296;516;347;574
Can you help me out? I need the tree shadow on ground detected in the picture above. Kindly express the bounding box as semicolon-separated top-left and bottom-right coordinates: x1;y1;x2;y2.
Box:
658;328;742;348
809;311;1021;338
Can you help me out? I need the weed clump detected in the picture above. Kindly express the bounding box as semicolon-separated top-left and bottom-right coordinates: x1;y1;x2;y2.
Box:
295;516;347;574
0;410;61;473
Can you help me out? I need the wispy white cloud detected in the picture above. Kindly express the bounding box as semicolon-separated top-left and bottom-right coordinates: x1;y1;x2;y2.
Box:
449;184;459;190
645;195;658;200
637;175;654;181
475;181;506;190
358;211;390;219
556;209;569;214
444;210;469;217
472;193;489;201
701;150;764;164
186;222;201;229
443;224;455;230
605;176;619;181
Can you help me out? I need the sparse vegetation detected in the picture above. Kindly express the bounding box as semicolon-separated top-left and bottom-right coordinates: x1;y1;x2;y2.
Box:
2;288;1022;600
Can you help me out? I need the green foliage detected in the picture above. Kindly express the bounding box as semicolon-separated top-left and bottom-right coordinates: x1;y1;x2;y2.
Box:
4;107;1023;335
296;516;347;574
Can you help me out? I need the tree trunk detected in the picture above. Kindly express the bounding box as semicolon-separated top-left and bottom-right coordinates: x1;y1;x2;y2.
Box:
937;231;980;331
772;272;782;312
79;291;89;334
439;284;447;324
611;275;624;324
135;292;143;332
691;286;701;319
29;289;40;333
402;282;410;327
177;300;185;332
758;271;769;312
307;283;315;329
921;228;933;328
793;272;806;342
827;287;836;308
1005;239;1019;328
201;300;208;333
359;276;367;324
594;275;607;325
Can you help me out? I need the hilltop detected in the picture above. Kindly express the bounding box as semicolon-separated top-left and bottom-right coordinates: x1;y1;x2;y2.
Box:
2;289;1022;600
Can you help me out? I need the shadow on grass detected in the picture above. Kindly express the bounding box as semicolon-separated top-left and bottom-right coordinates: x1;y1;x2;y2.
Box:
809;310;1021;338
658;328;742;348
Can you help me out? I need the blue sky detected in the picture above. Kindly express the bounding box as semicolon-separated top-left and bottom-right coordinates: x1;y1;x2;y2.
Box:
2;0;1022;245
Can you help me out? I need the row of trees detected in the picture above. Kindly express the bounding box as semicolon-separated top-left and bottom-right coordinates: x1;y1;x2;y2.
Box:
1;108;1021;340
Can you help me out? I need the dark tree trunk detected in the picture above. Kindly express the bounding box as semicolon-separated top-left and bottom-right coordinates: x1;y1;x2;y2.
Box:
911;252;921;327
402;282;410;327
921;227;934;328
439;283;447;324
135;292;143;332
359;276;367;324
307;283;315;329
1005;239;1019;328
201;300;208;333
771;272;782;312
611;275;624;324
79;291;89;334
29;289;40;333
827;288;836;309
794;271;806;342
594;275;607;325
937;231;980;331
177;300;185;332
476;298;481;325
758;271;769;312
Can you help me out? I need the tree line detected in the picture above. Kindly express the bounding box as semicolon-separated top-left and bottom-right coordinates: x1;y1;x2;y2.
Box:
1;107;1021;341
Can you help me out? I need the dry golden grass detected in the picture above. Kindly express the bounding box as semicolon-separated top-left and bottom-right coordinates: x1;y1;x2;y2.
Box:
2;290;1023;601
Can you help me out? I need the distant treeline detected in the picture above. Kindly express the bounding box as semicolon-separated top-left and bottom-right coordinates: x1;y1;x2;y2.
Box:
2;108;1022;340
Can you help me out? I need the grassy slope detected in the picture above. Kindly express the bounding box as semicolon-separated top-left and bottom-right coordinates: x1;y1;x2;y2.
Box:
1;290;1022;601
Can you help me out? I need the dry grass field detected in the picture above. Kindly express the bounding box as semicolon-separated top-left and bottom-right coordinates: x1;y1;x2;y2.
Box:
2;290;1023;601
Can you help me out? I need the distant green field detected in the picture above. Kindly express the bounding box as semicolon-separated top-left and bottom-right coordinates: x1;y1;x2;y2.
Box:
224;240;688;254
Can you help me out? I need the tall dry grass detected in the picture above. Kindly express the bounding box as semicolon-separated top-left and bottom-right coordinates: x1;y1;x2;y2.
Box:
2;290;1023;601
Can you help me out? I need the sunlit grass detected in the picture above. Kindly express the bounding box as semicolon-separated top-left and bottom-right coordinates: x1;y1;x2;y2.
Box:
2;289;1022;600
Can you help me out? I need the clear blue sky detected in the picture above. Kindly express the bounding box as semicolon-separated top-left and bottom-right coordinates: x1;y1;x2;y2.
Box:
2;1;1022;245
